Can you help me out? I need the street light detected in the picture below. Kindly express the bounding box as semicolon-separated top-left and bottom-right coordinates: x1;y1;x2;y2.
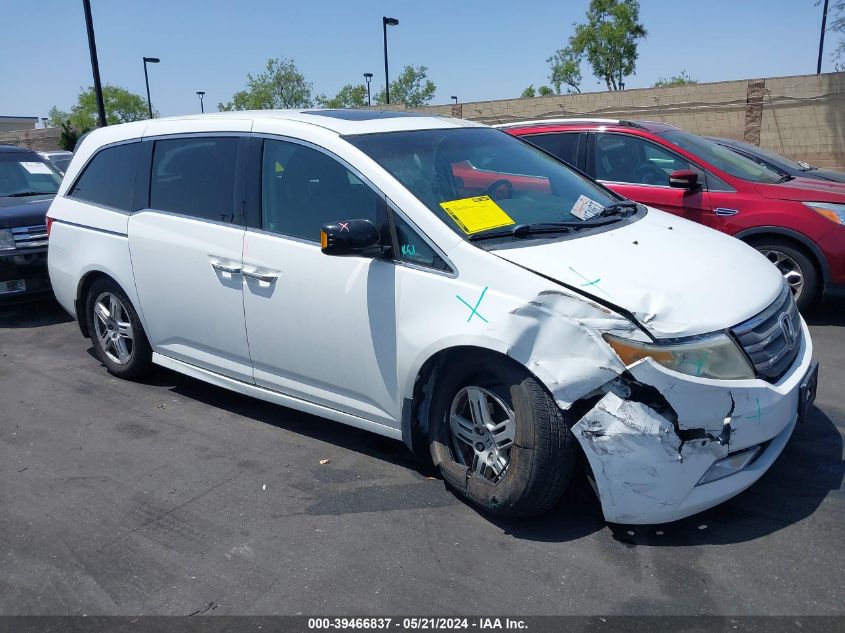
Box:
143;56;160;119
382;16;399;104
818;0;830;74
451;96;458;104
82;0;107;127
196;91;206;113
363;73;373;106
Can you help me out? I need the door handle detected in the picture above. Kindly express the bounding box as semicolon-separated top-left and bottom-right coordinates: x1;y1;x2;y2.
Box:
242;267;279;283
211;261;243;274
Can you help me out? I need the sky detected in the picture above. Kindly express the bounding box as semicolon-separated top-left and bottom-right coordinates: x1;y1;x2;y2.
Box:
1;0;840;121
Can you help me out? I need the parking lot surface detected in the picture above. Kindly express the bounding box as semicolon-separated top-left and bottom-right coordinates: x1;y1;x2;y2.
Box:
1;298;843;616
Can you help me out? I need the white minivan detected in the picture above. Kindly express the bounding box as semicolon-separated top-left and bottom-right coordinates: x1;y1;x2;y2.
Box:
47;110;818;524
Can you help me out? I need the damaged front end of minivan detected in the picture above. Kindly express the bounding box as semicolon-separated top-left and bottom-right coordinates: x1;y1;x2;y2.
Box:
498;284;813;524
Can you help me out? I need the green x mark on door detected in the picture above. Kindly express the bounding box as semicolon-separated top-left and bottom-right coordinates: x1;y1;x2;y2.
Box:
456;286;489;323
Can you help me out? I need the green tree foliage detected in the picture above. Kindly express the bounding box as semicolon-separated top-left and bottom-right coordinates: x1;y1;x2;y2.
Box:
218;58;313;110
521;85;536;98
567;0;647;91
538;85;555;96
653;70;698;87
521;84;555;98
829;0;845;70
547;47;583;93
374;65;436;107
315;84;368;109
48;84;150;131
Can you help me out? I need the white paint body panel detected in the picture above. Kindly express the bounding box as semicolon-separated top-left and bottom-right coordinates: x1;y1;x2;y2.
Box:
46;110;814;526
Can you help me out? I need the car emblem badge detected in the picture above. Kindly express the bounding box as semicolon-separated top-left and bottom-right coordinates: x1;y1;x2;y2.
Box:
780;313;796;348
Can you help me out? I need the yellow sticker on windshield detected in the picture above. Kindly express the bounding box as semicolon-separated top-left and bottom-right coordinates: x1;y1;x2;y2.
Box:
439;195;515;234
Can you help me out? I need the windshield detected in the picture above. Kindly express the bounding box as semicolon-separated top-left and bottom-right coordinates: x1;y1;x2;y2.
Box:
347;128;621;239
659;130;783;184
728;140;809;172
0;154;62;197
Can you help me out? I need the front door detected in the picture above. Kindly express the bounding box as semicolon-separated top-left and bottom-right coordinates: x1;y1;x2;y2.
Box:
241;137;400;426
128;135;253;381
591;132;713;225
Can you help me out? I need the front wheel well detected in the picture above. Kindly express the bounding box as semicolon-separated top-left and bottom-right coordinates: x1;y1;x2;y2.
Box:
742;233;822;280
405;346;545;460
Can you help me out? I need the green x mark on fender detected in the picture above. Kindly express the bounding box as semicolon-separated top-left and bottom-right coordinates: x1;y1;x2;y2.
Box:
456;286;489;323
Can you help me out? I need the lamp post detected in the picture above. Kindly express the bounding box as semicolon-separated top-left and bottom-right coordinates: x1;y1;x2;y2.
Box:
818;0;830;74
82;0;107;127
196;91;205;113
451;96;458;104
143;56;160;118
363;73;373;106
382;16;399;104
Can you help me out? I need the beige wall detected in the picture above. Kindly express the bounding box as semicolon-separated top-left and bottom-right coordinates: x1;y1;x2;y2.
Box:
0;127;62;152
384;72;845;171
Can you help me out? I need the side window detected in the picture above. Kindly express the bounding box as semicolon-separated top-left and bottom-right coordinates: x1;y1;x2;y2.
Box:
261;139;386;242
68;142;139;211
594;133;692;186
393;213;450;272
150;137;239;222
525;132;580;168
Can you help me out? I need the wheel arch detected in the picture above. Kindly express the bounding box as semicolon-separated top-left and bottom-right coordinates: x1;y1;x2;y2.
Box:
75;270;136;338
735;226;830;283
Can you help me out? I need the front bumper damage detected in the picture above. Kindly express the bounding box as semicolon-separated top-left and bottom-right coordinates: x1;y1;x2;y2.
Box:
504;288;814;525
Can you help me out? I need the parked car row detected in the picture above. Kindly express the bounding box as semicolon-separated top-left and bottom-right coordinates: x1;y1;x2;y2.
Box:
498;119;845;310
44;110;819;524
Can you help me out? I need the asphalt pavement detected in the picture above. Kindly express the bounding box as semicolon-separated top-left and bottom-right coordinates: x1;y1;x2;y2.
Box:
1;297;843;615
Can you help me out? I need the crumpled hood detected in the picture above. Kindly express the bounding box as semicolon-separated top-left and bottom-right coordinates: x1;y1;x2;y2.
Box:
754;177;845;202
0;196;52;229
494;208;783;338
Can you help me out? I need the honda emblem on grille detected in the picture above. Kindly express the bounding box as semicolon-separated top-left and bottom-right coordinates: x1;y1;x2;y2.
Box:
780;313;796;348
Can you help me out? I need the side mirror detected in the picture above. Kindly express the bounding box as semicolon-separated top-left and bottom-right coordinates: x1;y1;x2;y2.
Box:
669;169;699;190
320;219;386;257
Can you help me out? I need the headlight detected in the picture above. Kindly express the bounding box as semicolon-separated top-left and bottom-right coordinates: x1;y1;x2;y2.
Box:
603;333;755;380
0;229;15;251
803;201;845;224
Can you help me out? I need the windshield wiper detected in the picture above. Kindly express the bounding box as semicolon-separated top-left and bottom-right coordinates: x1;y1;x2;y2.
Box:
593;201;641;219
6;191;51;198
776;175;794;183
469;218;622;241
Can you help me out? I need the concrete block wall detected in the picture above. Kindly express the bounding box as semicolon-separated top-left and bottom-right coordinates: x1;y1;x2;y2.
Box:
0;127;62;152
383;72;845;171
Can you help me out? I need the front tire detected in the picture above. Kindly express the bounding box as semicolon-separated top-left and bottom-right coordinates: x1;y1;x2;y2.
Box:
86;278;152;380
748;237;818;311
428;353;576;517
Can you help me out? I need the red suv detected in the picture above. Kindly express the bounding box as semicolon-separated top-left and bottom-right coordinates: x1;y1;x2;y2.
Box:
502;119;845;310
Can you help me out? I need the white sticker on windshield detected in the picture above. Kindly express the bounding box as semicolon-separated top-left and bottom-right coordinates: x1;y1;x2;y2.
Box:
20;161;53;175
570;195;605;221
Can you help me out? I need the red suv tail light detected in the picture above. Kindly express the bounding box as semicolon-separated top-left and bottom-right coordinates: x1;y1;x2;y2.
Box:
46;216;54;238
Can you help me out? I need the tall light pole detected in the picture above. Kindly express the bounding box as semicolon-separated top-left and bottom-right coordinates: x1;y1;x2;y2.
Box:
363;73;373;106
196;91;205;113
143;56;160;118
818;0;830;74
82;0;107;127
382;16;399;104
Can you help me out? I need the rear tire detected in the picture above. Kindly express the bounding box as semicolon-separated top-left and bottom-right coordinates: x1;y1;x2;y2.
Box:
747;237;819;311
428;353;576;517
86;278;152;380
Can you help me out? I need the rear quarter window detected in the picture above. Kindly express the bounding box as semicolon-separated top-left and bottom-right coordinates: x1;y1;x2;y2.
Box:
68;142;140;211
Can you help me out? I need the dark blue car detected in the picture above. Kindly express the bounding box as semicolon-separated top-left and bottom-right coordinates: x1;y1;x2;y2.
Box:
0;145;62;301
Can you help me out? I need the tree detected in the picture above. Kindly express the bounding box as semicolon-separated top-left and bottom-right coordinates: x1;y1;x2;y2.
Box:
374;65;436;107
219;58;313;111
828;0;845;70
567;0;647;91
521;85;536;98
48;84;150;131
653;70;698;87
547;47;582;93
538;85;555;96
315;84;368;109
520;84;554;98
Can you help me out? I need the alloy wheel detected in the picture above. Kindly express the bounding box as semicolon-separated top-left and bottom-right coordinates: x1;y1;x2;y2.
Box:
449;386;516;482
93;291;134;365
760;248;804;302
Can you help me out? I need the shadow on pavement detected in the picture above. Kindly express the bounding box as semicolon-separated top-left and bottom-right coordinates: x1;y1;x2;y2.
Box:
804;297;845;327
0;295;72;328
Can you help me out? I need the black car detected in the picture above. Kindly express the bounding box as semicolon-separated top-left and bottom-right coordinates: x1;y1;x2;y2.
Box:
0;145;62;301
707;136;845;184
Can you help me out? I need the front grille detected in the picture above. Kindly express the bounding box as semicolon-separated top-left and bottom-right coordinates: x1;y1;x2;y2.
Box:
11;224;48;249
731;285;803;382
